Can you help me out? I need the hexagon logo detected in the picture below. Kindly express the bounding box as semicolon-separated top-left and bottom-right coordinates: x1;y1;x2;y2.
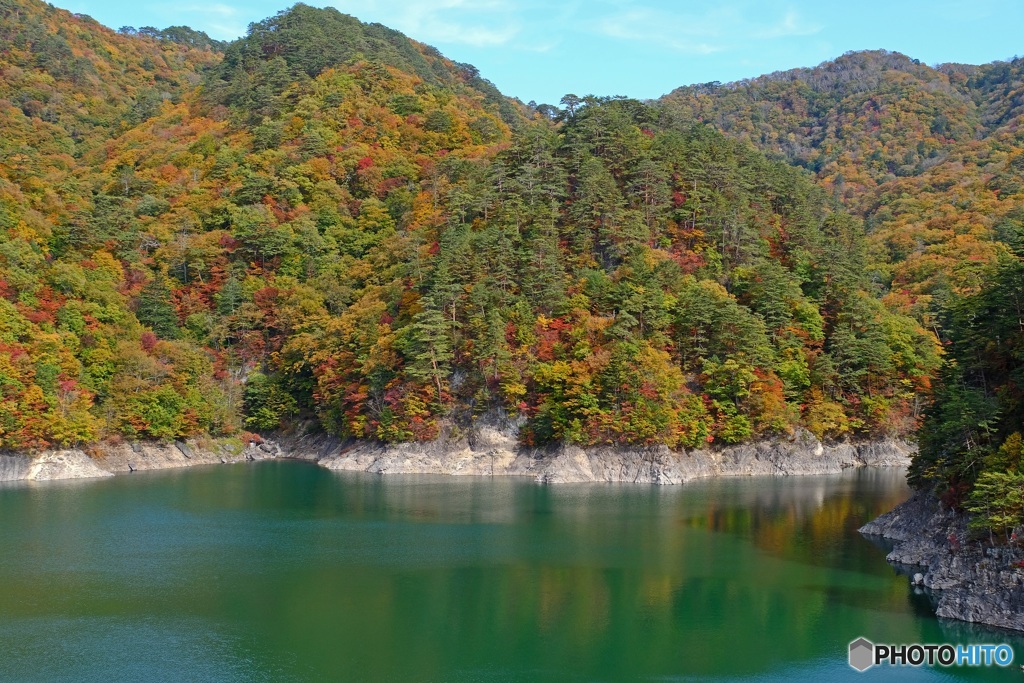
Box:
849;637;875;672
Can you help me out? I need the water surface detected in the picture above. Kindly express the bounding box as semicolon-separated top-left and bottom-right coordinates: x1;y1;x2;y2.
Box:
0;463;1019;681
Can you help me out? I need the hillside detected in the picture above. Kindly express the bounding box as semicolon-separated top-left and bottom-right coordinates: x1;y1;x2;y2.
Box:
0;1;940;453
661;50;1024;192
0;0;219;183
659;50;1024;531
661;51;1024;318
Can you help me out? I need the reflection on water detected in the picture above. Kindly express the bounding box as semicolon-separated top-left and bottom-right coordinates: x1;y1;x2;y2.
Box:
0;463;1019;682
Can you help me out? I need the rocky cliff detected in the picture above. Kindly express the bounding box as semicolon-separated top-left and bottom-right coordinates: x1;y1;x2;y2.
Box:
276;426;911;483
0;429;911;484
0;439;282;482
0;451;111;481
860;494;1024;631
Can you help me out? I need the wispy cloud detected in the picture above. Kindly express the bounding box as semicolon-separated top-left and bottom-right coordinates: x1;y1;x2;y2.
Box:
179;2;239;18
142;0;826;59
594;6;734;54
591;3;824;55
753;9;822;39
518;40;559;53
330;0;521;47
159;3;247;37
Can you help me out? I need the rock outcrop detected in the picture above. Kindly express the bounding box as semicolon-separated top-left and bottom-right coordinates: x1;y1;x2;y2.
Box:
86;440;281;473
280;425;913;484
860;493;1024;631
1;423;912;485
0;451;111;481
0;439;282;482
0;454;32;481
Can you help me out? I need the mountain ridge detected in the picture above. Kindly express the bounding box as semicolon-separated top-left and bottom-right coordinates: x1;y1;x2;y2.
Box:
0;0;1006;463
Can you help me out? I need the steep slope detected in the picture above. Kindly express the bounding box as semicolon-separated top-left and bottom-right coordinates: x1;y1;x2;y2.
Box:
94;76;936;447
0;2;938;452
0;0;219;182
204;3;522;126
0;0;524;449
661;51;1024;318
956;57;1024;132
662;51;981;194
663;50;1024;544
0;0;227;448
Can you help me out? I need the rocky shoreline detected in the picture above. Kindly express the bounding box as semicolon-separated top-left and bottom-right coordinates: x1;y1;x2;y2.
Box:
859;493;1024;631
0;439;284;482
280;427;912;483
0;427;913;484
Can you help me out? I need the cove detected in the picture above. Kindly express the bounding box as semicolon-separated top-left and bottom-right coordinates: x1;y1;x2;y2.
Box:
0;462;1019;682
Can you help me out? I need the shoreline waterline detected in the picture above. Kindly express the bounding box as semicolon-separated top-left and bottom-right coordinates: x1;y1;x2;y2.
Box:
0;429;914;485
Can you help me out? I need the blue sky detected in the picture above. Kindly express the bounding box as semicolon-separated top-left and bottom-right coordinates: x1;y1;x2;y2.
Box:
62;0;1024;105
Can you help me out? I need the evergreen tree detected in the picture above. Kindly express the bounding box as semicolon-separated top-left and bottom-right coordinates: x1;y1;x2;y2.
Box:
402;302;453;402
136;276;180;339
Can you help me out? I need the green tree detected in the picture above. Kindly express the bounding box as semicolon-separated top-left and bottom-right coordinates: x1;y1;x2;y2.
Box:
136;276;180;339
400;302;453;402
244;372;298;430
966;471;1024;543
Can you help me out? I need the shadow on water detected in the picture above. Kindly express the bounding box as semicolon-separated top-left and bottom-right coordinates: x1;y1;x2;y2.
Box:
861;532;898;556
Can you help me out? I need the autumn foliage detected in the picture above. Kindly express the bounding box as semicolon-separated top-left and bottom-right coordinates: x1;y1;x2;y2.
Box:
0;1;973;452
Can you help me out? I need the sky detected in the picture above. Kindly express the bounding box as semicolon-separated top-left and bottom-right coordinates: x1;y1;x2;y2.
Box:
60;0;1024;105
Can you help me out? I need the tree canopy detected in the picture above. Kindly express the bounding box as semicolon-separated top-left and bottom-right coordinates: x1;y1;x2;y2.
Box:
13;0;1024;468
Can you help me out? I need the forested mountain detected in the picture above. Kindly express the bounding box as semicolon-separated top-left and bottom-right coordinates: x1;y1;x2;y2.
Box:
0;0;219;170
661;51;1024;318
16;0;1024;469
659;50;1024;530
662;50;1024;192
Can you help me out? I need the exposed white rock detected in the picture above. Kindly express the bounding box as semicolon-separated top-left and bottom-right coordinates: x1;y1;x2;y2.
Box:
278;426;913;485
0;421;914;488
0;450;111;481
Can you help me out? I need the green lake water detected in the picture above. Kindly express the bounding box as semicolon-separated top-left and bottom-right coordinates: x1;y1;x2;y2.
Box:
0;462;1021;682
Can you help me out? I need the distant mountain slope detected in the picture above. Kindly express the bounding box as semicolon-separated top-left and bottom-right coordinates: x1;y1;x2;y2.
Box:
953;57;1024;131
661;50;1024;317
0;0;219;165
662;50;982;193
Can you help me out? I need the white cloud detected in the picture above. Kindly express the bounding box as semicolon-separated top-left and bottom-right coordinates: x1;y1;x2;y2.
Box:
141;0;826;57
595;7;732;54
592;3;824;54
330;0;522;47
179;2;239;19
155;3;247;38
518;40;559;53
753;9;822;39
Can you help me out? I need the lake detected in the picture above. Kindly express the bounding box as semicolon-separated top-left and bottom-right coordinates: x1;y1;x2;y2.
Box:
0;462;1020;681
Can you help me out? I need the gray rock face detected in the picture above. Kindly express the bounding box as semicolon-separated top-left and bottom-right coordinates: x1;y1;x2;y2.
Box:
0;439;271;482
0;421;913;488
0;454;32;481
279;425;913;485
0;450;111;481
93;441;242;472
860;494;1024;631
855;440;916;467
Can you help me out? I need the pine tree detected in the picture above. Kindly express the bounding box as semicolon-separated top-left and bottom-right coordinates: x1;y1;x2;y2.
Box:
403;303;453;402
136;276;180;339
